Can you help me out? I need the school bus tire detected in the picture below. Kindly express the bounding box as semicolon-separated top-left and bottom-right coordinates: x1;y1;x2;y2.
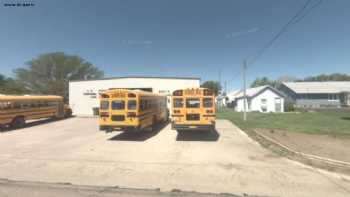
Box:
64;110;72;118
151;115;157;131
106;127;113;133
99;125;107;131
0;124;5;131
11;116;26;129
165;109;170;122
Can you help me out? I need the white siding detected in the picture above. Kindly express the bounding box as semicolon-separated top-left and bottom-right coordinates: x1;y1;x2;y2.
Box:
69;78;200;116
235;89;284;113
235;98;248;112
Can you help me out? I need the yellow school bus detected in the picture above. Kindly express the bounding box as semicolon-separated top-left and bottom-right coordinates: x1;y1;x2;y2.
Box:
171;88;215;131
0;95;72;129
99;89;168;132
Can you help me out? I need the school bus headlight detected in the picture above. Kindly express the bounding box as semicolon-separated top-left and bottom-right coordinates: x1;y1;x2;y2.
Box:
100;112;109;118
173;110;180;113
206;110;213;113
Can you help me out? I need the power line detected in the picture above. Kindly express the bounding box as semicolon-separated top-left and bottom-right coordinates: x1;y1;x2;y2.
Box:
248;0;323;66
226;70;242;83
226;0;323;88
290;0;323;25
240;0;322;120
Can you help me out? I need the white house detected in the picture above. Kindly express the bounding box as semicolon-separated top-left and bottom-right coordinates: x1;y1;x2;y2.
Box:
233;86;285;113
69;76;200;116
227;90;239;102
215;95;228;107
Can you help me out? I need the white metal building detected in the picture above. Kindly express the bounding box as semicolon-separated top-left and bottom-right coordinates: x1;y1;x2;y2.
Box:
69;76;200;116
233;86;285;113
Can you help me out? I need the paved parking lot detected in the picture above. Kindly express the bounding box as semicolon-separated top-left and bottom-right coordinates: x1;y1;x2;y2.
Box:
0;117;350;197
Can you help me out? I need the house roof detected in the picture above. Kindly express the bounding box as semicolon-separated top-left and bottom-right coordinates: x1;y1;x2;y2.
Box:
283;81;350;94
226;90;240;101
234;86;268;98
232;85;285;100
70;76;201;82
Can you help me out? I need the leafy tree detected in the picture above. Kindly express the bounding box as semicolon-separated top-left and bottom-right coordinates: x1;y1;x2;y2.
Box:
276;75;299;83
303;73;350;82
250;77;277;88
201;81;222;96
14;52;104;100
0;74;27;95
0;74;5;86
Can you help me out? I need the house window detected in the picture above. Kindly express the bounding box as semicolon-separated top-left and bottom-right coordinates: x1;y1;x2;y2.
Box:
261;99;267;112
328;94;339;101
300;94;308;99
275;98;281;112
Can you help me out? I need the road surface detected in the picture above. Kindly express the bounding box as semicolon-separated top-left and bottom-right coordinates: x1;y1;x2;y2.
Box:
0;179;245;197
0;118;349;197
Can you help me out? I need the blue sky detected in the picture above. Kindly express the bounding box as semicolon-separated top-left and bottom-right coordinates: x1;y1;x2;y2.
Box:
1;0;350;91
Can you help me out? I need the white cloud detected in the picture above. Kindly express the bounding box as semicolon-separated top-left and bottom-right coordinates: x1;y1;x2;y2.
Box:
122;40;153;45
226;27;260;39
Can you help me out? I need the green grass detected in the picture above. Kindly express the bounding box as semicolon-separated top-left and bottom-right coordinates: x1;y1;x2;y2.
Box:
217;108;350;136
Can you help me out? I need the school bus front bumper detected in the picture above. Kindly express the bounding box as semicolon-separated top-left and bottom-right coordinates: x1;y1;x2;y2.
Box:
99;124;140;132
171;122;215;130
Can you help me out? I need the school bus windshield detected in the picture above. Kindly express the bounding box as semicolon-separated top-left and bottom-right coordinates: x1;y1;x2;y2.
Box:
186;98;200;108
111;100;125;110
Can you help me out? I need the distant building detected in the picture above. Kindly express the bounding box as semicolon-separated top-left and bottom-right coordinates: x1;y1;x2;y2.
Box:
229;86;285;113
280;82;350;108
226;90;240;107
69;76;200;116
215;95;228;107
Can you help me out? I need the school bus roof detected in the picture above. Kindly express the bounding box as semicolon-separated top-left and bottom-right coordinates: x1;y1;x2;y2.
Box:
0;95;63;102
102;89;166;97
177;88;208;91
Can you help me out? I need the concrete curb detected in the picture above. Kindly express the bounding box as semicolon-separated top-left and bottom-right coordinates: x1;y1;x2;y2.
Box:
252;129;350;174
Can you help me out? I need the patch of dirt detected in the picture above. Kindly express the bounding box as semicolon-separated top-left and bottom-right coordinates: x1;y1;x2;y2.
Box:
257;129;350;163
243;129;350;175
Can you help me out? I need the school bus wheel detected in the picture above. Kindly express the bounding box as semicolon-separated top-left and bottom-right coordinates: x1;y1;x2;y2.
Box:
64;110;72;118
151;115;157;131
165;109;169;122
0;124;5;131
11;116;26;128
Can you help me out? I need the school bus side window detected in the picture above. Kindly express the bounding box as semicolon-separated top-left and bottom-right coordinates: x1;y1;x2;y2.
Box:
140;100;147;111
100;101;109;110
14;102;21;109
47;102;58;107
0;102;11;110
128;100;137;110
203;98;213;108
141;99;153;111
0;102;10;110
173;98;183;108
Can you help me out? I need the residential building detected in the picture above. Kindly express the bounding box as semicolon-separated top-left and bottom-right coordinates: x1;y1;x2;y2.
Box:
215;95;228;107
280;82;350;108
230;86;285;113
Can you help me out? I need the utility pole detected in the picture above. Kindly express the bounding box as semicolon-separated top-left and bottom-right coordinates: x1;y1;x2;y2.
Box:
224;81;227;95
243;60;247;122
218;69;222;95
